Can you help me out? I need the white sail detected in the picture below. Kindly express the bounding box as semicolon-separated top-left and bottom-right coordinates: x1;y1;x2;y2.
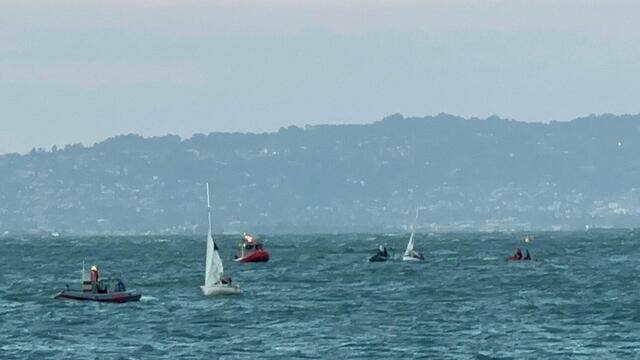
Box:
204;183;223;287
404;230;415;257
403;207;423;260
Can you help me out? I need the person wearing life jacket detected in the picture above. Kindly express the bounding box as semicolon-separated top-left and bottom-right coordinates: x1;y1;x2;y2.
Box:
90;265;100;292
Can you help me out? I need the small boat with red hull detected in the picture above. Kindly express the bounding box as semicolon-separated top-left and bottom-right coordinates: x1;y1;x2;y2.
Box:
54;263;141;303
235;233;270;263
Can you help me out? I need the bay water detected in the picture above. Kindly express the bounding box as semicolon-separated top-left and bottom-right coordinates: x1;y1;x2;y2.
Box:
2;230;640;359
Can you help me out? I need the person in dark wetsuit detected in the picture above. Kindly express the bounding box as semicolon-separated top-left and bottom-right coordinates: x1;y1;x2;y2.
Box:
378;245;388;258
524;249;531;260
515;248;523;260
508;248;523;261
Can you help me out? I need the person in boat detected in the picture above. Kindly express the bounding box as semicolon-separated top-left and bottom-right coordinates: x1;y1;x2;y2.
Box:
241;233;253;250
115;279;126;292
378;245;388;258
508;248;523;261
221;275;233;285
524;249;531;260
90;265;100;292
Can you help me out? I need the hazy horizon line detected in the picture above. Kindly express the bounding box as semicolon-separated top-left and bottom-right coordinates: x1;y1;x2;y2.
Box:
3;226;635;238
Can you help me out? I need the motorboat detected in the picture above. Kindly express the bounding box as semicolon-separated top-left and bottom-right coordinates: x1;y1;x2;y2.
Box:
54;263;141;303
234;233;270;263
369;245;390;262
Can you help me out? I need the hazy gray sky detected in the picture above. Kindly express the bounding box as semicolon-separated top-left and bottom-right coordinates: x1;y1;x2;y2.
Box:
1;0;639;154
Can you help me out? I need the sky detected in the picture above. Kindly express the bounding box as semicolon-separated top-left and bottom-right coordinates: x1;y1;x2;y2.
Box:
1;0;639;154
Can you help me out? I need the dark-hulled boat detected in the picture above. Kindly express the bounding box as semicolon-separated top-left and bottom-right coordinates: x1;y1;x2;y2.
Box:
369;245;389;262
369;253;389;262
235;233;270;263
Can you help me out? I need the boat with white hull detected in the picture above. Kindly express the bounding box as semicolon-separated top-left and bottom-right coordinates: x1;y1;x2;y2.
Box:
201;183;242;296
402;208;425;261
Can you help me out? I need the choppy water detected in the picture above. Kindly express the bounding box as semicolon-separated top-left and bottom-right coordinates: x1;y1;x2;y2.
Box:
2;230;640;359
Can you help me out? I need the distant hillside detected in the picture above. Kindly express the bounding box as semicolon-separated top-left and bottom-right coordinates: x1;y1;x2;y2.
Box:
1;113;639;234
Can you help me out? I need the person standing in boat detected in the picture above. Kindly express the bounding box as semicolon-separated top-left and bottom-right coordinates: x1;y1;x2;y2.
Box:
378;245;388;257
90;265;100;292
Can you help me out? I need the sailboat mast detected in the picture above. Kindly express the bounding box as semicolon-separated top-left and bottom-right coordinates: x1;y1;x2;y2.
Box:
206;182;212;236
411;207;419;234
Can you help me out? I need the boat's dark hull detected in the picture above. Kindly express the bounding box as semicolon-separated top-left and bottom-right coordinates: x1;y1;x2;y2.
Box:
54;290;141;303
369;254;389;262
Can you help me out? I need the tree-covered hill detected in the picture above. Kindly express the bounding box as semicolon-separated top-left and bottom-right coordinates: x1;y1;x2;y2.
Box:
2;113;639;234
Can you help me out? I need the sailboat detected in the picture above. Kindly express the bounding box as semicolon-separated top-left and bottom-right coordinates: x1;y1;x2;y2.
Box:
200;183;242;296
402;208;425;261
